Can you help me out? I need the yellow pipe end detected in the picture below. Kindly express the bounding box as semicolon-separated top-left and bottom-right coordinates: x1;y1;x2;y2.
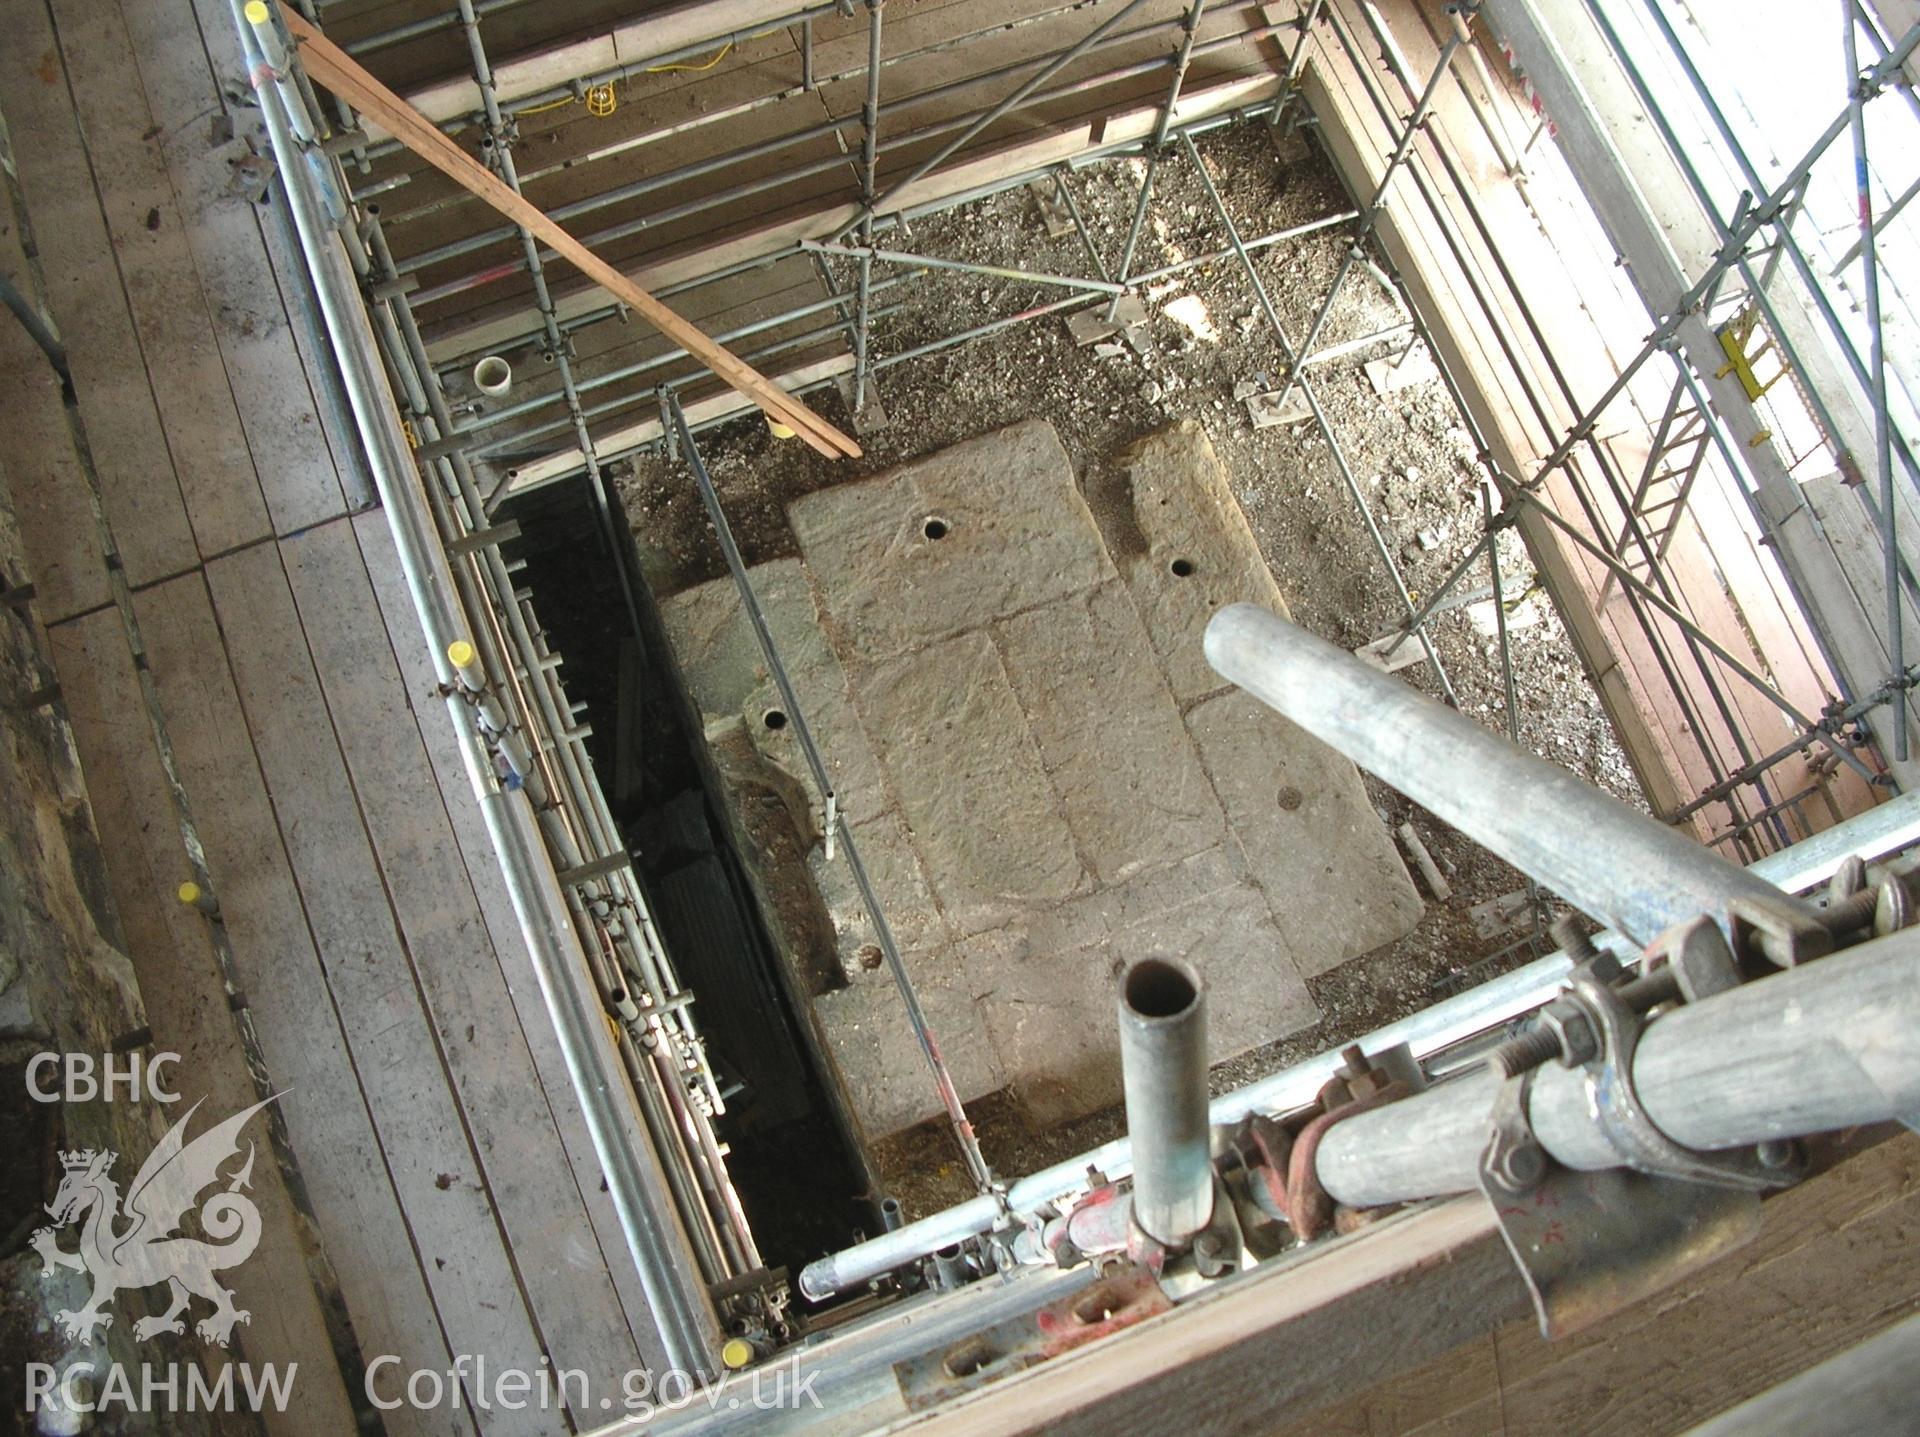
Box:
446;639;477;669
243;0;270;23
177;881;202;906
720;1338;754;1370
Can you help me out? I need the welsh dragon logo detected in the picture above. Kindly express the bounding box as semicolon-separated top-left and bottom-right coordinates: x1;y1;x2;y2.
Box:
32;1095;278;1347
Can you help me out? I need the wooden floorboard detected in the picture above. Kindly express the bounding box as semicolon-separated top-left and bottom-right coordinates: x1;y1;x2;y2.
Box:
47;0;276;559
131;570;477;1436
280;513;655;1398
115;0;357;536
0;0;201;590
45;605;359;1437
5;0;674;1417
0;280;111;621
351;506;672;1367
199;543;570;1437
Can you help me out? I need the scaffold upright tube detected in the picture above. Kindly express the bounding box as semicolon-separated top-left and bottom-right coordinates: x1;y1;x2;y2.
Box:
1201;604;1813;946
1118;957;1213;1246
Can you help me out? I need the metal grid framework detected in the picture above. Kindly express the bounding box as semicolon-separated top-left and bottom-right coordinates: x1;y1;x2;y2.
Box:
324;0;1920;865
251;0;1920;1329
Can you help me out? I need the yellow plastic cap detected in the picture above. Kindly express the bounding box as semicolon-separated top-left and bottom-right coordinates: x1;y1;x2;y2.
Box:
177;881;202;905
244;1;270;23
720;1338;754;1370
446;639;477;669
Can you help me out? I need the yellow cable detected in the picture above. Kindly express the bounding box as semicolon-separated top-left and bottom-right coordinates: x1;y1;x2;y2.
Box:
647;40;733;73
519;93;577;115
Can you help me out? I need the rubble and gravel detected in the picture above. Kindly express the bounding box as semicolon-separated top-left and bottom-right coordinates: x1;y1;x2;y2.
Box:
616;119;1639;1215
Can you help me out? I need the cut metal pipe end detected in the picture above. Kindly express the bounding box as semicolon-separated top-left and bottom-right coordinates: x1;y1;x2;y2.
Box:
1118;955;1213;1247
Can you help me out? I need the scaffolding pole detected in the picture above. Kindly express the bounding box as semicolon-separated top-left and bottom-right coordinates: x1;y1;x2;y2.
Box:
659;391;995;1198
1277;5;1472;411
1843;0;1906;759
1177;127;1459;704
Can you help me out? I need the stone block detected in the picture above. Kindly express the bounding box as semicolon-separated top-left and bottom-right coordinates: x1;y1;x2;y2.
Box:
973;881;1319;1128
997;581;1226;884
807;810;950;985
787;419;1114;659
1103;419;1293;702
814;977;1003;1138
659;558;889;824
1187;690;1423;975
855;630;1088;936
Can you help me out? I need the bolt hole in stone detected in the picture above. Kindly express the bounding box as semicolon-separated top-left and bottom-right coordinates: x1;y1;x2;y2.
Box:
763;709;788;731
1169;557;1196;578
856;943;883;972
923;516;950;541
1277;785;1304;812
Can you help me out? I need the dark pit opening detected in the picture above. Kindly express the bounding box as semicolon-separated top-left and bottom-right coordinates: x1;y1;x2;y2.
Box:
923;516;950;540
1124;956;1198;1019
500;476;867;1301
1169;557;1196;578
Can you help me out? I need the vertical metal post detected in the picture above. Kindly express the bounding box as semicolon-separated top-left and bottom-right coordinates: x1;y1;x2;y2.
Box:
1273;0;1328;126
852;0;883;415
1844;0;1906;760
1150;0;1210;151
1118;957;1212;1247
1280;16;1470;407
847;0;1157;235
1104;146;1161;323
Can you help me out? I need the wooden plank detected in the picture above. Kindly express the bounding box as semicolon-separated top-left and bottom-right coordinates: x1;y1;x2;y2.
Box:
125;571;476;1437
277;514;654;1397
111;0;353;535
349;507;670;1363
198;543;566;1436
912;1197;1522;1436
0;258;111;620
280;2;860;460
927;1136;1920;1437
44;0;274;559
0;0;199;589
46;606;357;1437
395;0;820;128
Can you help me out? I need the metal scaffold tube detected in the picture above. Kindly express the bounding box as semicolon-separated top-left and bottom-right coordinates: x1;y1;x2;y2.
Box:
661;392;995;1196
1201;604;1813;946
1118;958;1213;1246
794;788;1920;1299
232;0;722;1373
1315;928;1920;1208
1843;0;1906;760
